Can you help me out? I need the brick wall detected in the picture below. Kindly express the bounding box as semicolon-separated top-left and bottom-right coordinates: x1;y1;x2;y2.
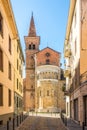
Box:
36;47;61;67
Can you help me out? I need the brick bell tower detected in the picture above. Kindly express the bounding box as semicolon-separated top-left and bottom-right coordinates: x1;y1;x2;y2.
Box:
24;13;40;111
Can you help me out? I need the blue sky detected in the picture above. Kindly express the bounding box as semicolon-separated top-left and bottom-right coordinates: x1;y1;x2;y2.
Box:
10;0;70;68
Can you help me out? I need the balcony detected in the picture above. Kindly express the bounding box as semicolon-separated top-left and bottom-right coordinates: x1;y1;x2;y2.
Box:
64;49;72;58
64;69;71;77
64;90;70;96
64;84;73;95
80;71;87;85
62;85;70;96
62;84;70;96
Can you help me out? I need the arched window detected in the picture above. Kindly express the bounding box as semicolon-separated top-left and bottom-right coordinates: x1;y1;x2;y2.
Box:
29;45;31;49
33;44;35;49
47;90;49;96
29;44;35;50
46;59;50;64
31;55;33;59
30;92;34;99
40;91;41;96
31;85;33;88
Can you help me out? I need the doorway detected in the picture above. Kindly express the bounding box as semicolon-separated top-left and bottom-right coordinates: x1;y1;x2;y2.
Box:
84;96;87;126
74;98;78;121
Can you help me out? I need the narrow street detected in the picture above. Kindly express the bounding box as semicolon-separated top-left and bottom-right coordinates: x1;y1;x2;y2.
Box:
16;116;67;130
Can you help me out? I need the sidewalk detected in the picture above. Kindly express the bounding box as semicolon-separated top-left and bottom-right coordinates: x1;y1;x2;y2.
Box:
67;119;87;130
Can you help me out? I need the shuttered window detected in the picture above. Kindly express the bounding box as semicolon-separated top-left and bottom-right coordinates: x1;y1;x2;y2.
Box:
0;49;3;71
0;84;3;106
8;89;11;106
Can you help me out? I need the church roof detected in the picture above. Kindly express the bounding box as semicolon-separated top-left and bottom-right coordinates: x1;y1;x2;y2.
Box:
36;47;61;55
28;13;36;37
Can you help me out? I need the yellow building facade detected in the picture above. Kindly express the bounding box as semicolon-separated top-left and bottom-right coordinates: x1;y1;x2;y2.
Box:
0;0;24;125
14;39;24;116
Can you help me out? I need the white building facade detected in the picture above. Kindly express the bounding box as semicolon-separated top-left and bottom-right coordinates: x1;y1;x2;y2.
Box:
64;0;87;126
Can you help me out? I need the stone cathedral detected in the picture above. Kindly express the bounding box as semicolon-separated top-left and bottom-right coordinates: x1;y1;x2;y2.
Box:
23;14;65;112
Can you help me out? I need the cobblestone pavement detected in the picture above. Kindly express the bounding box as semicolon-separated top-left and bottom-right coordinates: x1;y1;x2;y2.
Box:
67;119;87;130
16;116;67;130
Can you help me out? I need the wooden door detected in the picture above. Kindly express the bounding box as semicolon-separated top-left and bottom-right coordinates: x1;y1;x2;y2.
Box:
74;99;78;121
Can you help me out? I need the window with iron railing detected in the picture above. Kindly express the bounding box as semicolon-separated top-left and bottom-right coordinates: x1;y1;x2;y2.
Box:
47;90;49;96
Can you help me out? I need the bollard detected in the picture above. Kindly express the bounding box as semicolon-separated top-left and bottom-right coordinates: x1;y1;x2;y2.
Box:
82;122;85;130
17;115;19;126
13;118;15;130
65;117;67;126
55;113;56;116
66;118;67;126
7;121;9;130
36;112;37;116
22;113;23;121
20;115;21;124
32;111;33;116
63;115;64;123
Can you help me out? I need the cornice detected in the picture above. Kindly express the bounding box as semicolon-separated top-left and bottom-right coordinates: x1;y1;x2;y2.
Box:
1;0;24;62
64;0;76;46
1;0;18;38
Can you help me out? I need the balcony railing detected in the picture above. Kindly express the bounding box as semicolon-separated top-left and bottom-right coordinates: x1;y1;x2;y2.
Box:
69;84;74;93
62;83;70;96
64;90;70;96
64;69;71;77
80;71;87;85
64;84;73;95
64;49;72;58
